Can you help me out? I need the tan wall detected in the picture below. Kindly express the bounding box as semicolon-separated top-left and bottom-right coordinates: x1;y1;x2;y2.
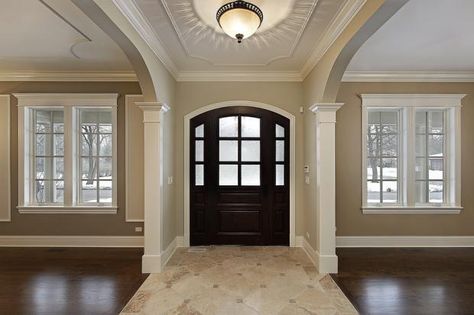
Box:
0;81;144;236
336;82;474;236
174;81;305;237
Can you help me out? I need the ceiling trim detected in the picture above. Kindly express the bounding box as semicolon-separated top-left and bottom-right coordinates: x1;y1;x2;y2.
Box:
113;0;179;79
301;0;367;79
343;71;474;82
0;71;138;82
177;71;303;82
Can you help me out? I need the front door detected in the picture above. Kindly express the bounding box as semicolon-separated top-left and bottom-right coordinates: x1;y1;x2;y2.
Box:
190;106;289;246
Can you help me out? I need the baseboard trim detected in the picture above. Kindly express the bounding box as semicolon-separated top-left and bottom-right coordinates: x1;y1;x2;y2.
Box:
336;236;474;248
0;235;144;247
298;236;338;274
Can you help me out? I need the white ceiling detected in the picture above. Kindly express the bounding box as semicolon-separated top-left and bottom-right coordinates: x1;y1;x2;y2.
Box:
0;0;132;74
128;0;362;79
347;0;474;72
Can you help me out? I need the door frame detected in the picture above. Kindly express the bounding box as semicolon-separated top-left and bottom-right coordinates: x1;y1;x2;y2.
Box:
184;100;296;247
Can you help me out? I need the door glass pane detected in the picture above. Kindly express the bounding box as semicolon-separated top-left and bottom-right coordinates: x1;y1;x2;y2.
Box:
241;141;260;161
241;165;260;186
382;158;397;179
195;165;204;186
219;140;238;161
276;124;285;138
276;164;284;186
241;116;260;137
195;124;204;138
276;140;285;162
367;180;381;203
195;140;204;162
219;165;238;186
429;181;443;203
382;181;397;203
219;116;238;137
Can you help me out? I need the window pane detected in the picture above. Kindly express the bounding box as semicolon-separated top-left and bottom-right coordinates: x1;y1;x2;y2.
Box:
99;134;112;156
35;180;46;203
241;165;260;186
416;112;427;134
99;111;112;124
368;111;380;134
241;116;260;137
367;180;381;203
381;112;398;133
54;157;64;180
219;116;238;137
195;164;204;186
81;157;97;180
35;157;47;179
99;187;112;203
415;158;426;180
99;157;112;180
429;159;444;180
241;141;260;161
367;158;380;181
35;134;47;156
52;111;64;133
429;111;444;134
415;135;426;157
81;134;98;156
276;140;285;162
81;180;97;203
429;135;444;156
35;110;52;133
382;158;397;179
54;134;64;156
54;180;64;203
195;124;204;138
195;140;204;162
429;181;443;203
276;124;285;138
276;164;284;186
416;181;427;204
381;135;398;156
382;181;397;203
219;140;238;161
219;165;238;186
366;134;379;157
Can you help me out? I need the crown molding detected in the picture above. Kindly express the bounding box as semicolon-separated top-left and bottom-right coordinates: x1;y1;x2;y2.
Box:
343;70;474;82
0;71;137;82
301;0;367;79
177;71;303;82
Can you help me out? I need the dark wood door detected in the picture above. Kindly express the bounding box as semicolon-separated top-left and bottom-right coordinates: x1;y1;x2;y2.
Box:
190;106;289;246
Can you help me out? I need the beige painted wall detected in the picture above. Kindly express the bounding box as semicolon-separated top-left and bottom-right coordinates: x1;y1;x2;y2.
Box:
336;82;474;236
0;82;144;236
174;81;305;237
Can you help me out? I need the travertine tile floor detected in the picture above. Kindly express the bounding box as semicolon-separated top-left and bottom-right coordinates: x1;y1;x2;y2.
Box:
121;246;358;315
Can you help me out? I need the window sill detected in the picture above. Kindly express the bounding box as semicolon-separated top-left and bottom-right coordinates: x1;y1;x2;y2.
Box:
362;206;463;215
17;206;118;215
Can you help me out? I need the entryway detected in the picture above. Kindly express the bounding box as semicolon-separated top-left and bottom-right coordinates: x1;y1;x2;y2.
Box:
189;105;291;246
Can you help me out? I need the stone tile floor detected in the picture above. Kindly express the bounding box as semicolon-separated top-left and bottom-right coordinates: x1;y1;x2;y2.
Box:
121;246;358;315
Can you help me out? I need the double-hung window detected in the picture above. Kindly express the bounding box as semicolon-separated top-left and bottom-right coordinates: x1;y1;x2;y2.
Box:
361;94;464;214
16;94;118;214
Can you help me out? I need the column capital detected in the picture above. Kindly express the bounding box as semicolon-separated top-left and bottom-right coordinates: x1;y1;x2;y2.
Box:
309;103;344;114
136;102;170;123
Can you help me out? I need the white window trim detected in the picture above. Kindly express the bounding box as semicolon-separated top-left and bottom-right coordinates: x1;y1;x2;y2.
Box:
15;93;118;214
361;94;465;215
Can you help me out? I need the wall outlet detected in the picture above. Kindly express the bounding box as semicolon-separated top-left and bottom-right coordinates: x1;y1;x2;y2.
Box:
135;226;143;233
306;232;310;239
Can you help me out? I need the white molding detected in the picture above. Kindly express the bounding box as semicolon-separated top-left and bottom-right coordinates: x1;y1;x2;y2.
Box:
17;206;118;215
360;94;466;108
142;236;185;273
343;71;474;82
301;0;367;79
176;71;303;82
183;100;297;247
336;236;474;248
0;71;138;82
0;95;11;222
0;235;144;247
14;93;119;107
300;237;338;274
362;207;462;215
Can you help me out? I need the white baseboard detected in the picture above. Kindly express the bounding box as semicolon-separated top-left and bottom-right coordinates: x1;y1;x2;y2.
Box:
0;235;144;247
298;236;338;274
336;236;474;248
142;254;162;273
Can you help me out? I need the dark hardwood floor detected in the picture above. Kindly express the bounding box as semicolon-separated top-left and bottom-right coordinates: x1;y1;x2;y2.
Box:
0;247;148;315
332;248;474;315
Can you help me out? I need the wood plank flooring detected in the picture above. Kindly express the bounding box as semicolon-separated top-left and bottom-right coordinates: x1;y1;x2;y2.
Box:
0;247;147;315
331;248;474;315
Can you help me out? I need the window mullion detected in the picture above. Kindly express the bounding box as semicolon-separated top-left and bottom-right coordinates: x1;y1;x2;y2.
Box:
406;107;415;207
63;107;73;206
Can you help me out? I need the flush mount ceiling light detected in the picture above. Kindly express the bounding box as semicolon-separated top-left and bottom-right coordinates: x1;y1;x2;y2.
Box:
216;1;263;43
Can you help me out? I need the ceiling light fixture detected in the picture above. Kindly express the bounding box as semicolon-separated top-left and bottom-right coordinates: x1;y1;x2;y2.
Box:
216;1;263;43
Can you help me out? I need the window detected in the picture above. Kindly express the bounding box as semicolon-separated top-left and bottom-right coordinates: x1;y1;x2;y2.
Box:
361;94;464;214
16;94;118;214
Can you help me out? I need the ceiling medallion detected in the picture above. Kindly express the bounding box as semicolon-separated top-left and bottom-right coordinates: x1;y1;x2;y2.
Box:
216;1;263;43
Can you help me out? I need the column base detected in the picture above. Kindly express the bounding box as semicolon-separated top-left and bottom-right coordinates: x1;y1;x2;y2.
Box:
142;254;162;273
318;254;338;274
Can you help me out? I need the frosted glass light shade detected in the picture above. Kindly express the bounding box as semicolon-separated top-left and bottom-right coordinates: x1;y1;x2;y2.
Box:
217;1;263;43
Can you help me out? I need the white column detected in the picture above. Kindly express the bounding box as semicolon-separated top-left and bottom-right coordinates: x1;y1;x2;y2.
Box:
137;101;169;273
310;103;343;274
